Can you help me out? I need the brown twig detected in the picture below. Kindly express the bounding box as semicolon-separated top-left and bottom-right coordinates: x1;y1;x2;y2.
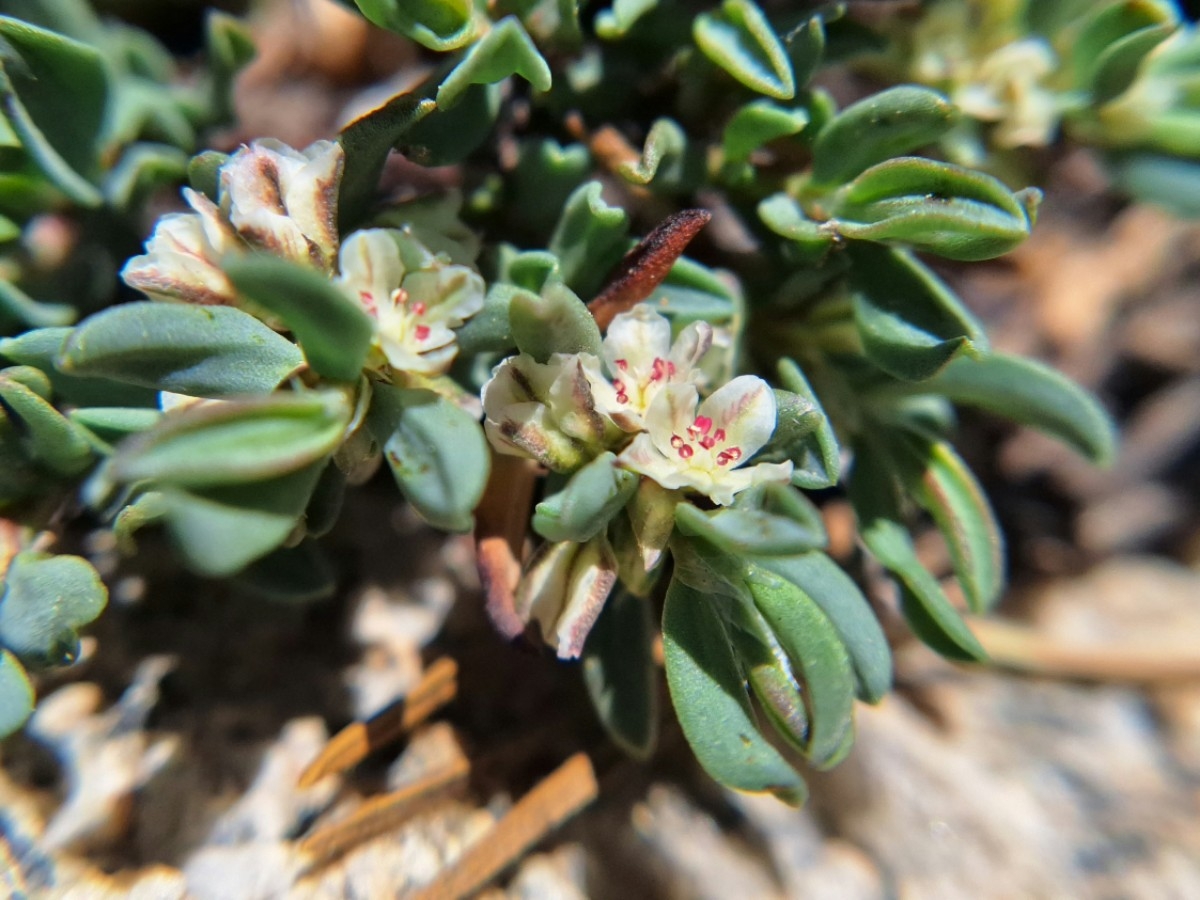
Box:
405;753;599;900
970;617;1200;684
298;658;459;788
297;752;471;870
587;209;712;331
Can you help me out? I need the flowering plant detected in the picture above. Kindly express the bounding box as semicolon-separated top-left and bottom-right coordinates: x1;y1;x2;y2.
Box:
0;0;1121;808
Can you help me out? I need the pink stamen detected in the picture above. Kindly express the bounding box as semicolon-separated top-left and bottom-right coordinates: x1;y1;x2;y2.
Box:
716;447;742;466
687;416;713;439
667;361;676;376
670;435;685;449
615;359;628;371
713;428;726;442
678;444;694;459
412;301;427;316
415;324;431;341
650;358;667;382
359;291;377;315
700;436;716;450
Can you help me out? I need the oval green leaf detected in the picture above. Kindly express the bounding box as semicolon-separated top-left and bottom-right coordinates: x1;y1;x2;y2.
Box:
694;0;795;100
848;243;987;382
811;86;958;186
112;391;351;488
367;384;489;532
0;649;33;738
662;575;808;804
919;353;1117;465
583;587;658;759
225;255;374;384
0;551;106;669
534;451;639;543
58;303;305;398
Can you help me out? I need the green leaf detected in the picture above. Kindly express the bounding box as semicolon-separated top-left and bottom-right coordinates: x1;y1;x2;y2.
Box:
1;364;49;398
745;561;856;768
757;193;835;261
583;587;658;759
0;279;74;330
652;256;738;325
595;0;658;39
848;243;987;381
103;143;189;211
234;539;335;602
436;16;551;110
849;441;986;662
68;407;160;446
1090;23;1173;104
204;11;256;125
918;353;1117;464
751;359;840;488
351;0;481;51
510;281;602;362
0;649;33;738
338;92;435;228
722;100;809;165
1072;0;1173;93
0;374;93;474
511;139;590;234
784;13;827;91
0;327;158;407
112;391;351;488
548;181;629;299
225;255;374;383
617;118;687;186
694;0;795;100
662;575;808;804
834;158;1035;261
721;590;810;754
755;551;892;703
1106;151;1200;220
187;150;227;202
58;303;305;398
367;385;489;532
810;86;958;186
674;502;825;557
0;16;108;205
111;489;166;554
894;430;1004;614
0;551;106;669
534;451;638;543
401;81;499;167
156;462;326;577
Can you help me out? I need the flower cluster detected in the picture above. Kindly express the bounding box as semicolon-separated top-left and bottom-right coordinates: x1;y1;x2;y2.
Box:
122;140;483;380
483;303;792;507
481;303;792;657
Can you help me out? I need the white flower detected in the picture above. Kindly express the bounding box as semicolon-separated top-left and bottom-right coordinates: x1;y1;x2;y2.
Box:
482;351;625;472
514;535;618;659
601;305;712;426
953;39;1060;148
121;188;240;305
335;229;484;376
617;375;792;506
123;140;344;303
220;139;343;271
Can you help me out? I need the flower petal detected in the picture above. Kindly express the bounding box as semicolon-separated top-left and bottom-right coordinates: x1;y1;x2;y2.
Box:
603;304;672;377
337;230;406;312
645;382;700;458
697;375;777;458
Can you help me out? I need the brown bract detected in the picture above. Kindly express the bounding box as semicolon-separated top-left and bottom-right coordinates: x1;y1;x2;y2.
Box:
588;209;712;331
